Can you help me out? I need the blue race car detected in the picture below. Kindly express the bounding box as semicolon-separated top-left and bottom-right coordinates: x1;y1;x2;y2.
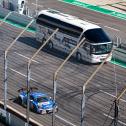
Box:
17;87;58;114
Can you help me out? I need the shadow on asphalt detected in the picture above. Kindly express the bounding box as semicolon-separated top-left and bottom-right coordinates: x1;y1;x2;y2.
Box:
18;36;93;66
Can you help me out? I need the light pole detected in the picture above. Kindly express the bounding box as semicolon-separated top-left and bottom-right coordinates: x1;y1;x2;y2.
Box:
4;19;34;120
81;49;114;126
0;11;13;109
52;37;86;126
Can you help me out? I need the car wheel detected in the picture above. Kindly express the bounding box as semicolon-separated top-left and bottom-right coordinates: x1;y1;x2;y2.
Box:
76;52;82;61
17;97;22;105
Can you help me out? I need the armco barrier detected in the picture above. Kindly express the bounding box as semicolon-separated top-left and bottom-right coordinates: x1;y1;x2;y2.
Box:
0;101;43;126
113;48;126;63
0;7;35;30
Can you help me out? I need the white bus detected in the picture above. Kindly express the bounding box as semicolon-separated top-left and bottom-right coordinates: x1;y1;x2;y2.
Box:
36;9;113;63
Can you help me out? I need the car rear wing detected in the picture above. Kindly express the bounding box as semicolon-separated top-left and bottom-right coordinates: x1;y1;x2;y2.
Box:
17;87;38;92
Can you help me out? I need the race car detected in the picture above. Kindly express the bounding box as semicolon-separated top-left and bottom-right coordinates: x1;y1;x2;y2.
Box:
17;87;58;114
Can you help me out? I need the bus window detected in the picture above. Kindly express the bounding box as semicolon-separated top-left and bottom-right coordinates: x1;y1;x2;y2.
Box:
91;43;112;55
36;14;83;38
84;28;111;43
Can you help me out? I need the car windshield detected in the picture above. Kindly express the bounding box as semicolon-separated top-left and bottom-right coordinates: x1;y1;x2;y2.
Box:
91;43;113;55
84;28;111;43
37;97;49;103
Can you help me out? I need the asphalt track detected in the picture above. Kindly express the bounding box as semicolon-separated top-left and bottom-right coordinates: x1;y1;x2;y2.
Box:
0;0;126;126
59;0;126;20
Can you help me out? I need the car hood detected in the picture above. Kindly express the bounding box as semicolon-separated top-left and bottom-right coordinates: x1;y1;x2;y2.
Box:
38;100;54;109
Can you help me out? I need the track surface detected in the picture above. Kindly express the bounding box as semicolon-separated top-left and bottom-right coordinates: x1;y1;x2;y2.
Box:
30;0;126;41
0;0;126;126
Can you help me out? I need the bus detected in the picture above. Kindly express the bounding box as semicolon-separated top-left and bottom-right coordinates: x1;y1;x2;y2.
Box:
36;9;113;63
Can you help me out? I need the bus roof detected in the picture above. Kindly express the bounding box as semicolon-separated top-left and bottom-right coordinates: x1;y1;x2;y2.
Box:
38;9;100;31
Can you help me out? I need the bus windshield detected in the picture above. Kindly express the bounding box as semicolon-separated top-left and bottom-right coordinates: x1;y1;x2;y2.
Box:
91;43;113;55
84;28;111;43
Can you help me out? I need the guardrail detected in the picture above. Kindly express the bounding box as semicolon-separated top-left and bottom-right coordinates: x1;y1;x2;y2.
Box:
113;48;126;63
0;101;43;126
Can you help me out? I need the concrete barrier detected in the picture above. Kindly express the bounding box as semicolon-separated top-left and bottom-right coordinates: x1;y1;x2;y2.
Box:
0;7;36;30
113;48;126;63
0;101;43;126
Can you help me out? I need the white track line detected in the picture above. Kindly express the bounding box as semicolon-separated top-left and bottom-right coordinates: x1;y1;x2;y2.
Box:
103;113;126;125
9;68;76;126
104;26;120;31
9;68;37;82
82;18;101;25
32;3;44;8
14;52;39;63
100;90;126;103
56;114;77;126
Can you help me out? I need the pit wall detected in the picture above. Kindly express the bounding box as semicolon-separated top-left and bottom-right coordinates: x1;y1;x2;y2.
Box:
0;101;43;126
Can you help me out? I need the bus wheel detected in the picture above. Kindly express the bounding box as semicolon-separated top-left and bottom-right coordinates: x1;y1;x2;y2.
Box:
76;52;82;61
48;41;53;49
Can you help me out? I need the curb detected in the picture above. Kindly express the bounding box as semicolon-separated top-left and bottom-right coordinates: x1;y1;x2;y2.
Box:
59;0;126;20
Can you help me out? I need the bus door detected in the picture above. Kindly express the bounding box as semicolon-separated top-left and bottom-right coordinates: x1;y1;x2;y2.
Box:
82;42;91;61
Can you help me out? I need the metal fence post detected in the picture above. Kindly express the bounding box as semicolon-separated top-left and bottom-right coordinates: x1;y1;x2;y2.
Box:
52;37;86;126
81;85;86;126
80;48;114;126
4;51;7;119
26;28;59;126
